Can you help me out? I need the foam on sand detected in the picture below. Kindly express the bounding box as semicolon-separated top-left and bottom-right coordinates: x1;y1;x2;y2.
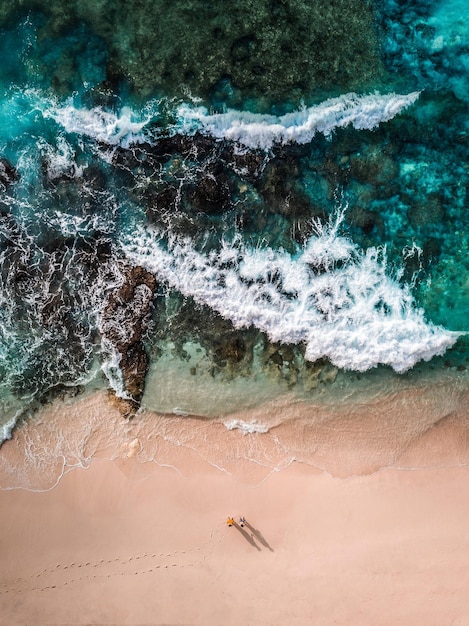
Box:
223;419;270;435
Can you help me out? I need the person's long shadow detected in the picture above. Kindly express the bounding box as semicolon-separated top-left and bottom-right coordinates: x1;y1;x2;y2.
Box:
233;522;261;550
244;521;274;551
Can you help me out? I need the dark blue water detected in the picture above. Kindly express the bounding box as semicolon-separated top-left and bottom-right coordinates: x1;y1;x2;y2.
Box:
0;0;467;438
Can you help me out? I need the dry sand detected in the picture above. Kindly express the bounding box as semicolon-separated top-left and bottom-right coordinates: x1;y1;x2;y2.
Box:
1;386;469;625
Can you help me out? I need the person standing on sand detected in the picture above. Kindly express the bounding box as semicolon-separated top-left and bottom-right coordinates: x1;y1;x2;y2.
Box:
239;517;246;527
227;517;234;526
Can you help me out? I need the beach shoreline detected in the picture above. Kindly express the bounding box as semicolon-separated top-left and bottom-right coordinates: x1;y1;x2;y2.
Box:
1;387;469;623
1;367;468;491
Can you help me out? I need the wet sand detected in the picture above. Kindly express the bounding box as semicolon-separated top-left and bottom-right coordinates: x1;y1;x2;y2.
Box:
1;385;469;624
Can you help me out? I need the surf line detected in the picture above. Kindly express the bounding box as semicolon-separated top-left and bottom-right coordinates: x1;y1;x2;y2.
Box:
121;210;459;374
40;89;420;151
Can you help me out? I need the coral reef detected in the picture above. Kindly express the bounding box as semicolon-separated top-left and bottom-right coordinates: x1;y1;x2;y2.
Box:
4;0;382;106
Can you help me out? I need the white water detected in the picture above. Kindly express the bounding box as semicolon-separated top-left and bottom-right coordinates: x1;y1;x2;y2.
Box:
44;103;152;147
176;91;421;150
36;90;420;151
37;135;84;180
122;210;459;373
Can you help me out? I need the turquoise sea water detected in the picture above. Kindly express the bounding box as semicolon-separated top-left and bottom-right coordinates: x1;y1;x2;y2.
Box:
0;0;467;439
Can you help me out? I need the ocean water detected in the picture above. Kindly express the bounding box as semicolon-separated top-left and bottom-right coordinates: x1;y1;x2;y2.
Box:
0;0;468;446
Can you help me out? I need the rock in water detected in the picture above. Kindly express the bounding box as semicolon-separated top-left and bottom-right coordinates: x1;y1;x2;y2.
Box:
101;266;157;416
0;157;19;189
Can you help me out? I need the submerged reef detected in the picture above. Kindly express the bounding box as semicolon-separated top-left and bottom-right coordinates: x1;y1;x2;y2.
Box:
1;0;382;107
378;0;469;102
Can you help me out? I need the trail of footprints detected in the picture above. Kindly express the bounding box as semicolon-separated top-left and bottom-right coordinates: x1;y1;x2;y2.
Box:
0;526;224;594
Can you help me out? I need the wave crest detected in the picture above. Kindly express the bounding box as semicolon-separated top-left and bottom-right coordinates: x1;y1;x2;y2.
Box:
176;91;421;150
121;210;459;373
39;90;420;151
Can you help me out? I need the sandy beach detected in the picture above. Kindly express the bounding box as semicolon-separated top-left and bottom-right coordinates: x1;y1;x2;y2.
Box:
2;455;469;624
1;385;469;625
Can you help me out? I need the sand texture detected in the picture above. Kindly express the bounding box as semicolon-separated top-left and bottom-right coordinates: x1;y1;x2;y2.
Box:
1;385;469;624
2;457;469;624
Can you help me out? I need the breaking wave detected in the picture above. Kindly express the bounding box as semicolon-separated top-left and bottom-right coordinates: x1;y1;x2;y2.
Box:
122;210;459;373
176;91;421;150
0;85;463;445
40;90;420;151
44;103;153;148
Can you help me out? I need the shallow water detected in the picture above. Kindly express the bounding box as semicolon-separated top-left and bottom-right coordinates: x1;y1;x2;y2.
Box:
0;0;467;449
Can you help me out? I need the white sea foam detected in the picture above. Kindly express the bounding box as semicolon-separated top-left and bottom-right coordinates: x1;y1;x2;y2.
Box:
38;135;84;180
0;411;20;442
223;419;270;434
176;91;421;150
38;90;420;151
99;340;131;400
44;103;151;147
122;210;459;373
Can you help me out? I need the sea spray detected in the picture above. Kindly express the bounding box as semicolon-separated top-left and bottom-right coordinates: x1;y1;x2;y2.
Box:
121;209;459;373
42;90;421;151
175;92;421;150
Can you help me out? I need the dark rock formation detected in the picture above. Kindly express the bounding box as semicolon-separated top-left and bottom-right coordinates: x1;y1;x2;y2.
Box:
0;157;19;189
188;162;232;214
145;185;179;225
212;335;246;367
347;205;383;235
348;147;398;187
101;266;157;416
259;157;313;218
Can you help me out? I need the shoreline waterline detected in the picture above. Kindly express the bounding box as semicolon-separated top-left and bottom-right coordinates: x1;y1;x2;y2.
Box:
1;359;468;492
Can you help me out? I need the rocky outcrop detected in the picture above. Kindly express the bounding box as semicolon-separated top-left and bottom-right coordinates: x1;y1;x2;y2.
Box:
0;157;19;189
188;162;232;214
101;266;157;417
